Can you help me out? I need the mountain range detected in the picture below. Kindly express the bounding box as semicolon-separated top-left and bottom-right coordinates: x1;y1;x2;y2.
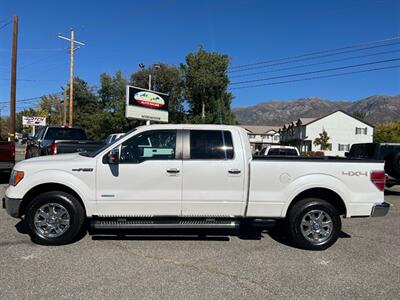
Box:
233;95;400;126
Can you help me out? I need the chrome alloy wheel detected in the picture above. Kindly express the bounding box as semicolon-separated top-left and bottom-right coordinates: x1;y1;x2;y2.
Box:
300;209;333;244
34;203;70;238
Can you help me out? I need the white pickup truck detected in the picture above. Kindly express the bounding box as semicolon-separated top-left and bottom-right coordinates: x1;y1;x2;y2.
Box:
3;125;389;250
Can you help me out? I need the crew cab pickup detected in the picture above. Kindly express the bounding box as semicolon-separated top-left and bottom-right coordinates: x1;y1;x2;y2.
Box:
4;125;389;250
0;141;15;172
25;126;104;158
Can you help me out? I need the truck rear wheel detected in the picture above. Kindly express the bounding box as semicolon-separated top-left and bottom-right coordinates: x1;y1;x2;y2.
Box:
288;198;341;250
25;191;85;245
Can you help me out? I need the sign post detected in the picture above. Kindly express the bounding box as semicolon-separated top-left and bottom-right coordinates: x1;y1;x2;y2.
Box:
22;116;46;136
125;86;169;123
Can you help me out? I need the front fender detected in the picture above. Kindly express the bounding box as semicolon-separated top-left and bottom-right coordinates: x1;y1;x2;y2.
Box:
6;169;96;216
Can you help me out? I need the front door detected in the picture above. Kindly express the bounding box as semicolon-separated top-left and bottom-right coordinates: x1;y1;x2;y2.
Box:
96;129;182;216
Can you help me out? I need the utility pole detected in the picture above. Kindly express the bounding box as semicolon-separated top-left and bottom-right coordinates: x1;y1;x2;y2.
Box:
63;85;67;126
9;16;18;142
0;108;2;139
58;30;85;127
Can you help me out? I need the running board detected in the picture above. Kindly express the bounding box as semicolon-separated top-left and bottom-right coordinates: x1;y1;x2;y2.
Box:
90;218;240;230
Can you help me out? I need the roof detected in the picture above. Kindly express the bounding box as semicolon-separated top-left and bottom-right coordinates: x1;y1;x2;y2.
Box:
239;125;281;134
282;110;374;130
301;110;374;128
298;118;316;125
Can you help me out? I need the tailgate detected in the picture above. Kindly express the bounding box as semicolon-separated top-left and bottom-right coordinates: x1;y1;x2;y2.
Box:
54;140;105;154
0;142;15;162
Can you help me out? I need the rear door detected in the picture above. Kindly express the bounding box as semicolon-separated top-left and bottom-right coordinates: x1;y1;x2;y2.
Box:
181;129;246;216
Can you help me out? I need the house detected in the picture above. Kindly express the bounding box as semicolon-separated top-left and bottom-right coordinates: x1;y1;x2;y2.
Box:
279;110;374;156
240;125;281;153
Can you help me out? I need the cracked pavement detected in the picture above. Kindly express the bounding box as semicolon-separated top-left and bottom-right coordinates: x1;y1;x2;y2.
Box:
1;176;399;299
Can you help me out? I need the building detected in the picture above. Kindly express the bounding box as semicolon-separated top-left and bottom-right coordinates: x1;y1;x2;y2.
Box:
240;125;281;153
280;110;374;156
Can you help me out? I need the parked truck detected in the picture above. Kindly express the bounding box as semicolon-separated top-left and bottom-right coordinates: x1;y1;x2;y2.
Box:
346;143;400;187
3;125;389;250
25;126;104;158
0;141;15;172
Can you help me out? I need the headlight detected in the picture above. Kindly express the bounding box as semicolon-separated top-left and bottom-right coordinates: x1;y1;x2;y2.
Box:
9;170;24;186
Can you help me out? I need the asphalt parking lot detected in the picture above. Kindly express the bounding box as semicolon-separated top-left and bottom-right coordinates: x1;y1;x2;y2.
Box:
0;163;399;299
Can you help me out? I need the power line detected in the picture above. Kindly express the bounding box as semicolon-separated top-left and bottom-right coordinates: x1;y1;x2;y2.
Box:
229;36;400;70
0;92;62;104
230;65;400;90
230;58;400;85
0;78;64;82
228;41;400;73
230;49;400;79
0;20;11;31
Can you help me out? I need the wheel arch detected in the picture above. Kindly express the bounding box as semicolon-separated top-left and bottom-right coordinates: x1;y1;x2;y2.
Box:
19;183;86;217
285;187;347;217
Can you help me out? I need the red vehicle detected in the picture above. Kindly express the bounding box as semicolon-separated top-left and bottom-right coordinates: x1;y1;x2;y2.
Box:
0;141;15;172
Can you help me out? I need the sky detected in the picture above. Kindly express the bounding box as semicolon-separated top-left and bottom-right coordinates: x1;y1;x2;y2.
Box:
0;0;399;115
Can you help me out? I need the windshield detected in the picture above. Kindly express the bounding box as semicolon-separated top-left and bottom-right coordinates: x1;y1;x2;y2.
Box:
267;148;298;156
82;129;135;157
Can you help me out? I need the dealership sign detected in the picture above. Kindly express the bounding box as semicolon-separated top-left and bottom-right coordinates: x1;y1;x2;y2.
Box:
125;86;169;123
22;116;46;126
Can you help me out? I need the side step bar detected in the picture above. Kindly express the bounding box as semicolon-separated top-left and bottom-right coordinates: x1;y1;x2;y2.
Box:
90;218;240;230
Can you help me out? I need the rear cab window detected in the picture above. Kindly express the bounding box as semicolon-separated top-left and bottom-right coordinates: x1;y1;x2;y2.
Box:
189;130;234;159
44;128;87;141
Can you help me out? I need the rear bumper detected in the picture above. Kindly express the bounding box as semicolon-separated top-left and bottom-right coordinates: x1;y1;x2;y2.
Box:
2;196;22;218
371;202;390;217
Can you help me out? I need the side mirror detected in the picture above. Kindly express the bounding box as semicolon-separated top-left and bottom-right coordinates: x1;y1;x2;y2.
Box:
344;152;349;157
104;148;119;164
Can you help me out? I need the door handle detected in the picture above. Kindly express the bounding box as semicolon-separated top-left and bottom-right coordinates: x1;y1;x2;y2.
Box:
228;169;241;174
166;168;180;174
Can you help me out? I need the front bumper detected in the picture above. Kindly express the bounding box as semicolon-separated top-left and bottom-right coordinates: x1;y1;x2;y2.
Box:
371;202;390;217
2;196;22;218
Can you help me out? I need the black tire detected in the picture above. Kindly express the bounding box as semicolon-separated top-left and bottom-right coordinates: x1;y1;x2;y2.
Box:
25;191;85;245
288;198;341;250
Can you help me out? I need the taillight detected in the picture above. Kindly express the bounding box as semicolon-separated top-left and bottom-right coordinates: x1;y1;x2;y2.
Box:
370;170;386;191
50;143;58;155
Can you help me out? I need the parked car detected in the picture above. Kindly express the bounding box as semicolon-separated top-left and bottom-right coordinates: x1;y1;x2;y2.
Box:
105;133;125;144
4;125;389;250
25;126;105;158
0;141;15;172
260;145;300;156
346;143;400;187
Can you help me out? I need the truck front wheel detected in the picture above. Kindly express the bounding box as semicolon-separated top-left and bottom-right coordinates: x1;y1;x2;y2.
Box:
25;191;85;245
288;198;341;250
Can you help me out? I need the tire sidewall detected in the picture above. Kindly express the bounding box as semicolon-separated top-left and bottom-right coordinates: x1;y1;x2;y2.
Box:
25;191;85;245
289;198;341;250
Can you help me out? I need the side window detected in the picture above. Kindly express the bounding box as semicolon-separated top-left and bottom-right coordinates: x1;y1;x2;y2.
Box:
190;130;234;159
34;127;45;139
120;130;176;163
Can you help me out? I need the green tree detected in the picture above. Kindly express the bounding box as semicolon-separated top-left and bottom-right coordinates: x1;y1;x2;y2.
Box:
36;94;63;126
130;64;184;123
353;111;366;120
183;46;236;124
314;129;331;150
374;121;400;143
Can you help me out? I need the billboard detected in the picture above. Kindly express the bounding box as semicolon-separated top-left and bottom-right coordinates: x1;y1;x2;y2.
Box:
22;116;46;126
125;86;169;123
